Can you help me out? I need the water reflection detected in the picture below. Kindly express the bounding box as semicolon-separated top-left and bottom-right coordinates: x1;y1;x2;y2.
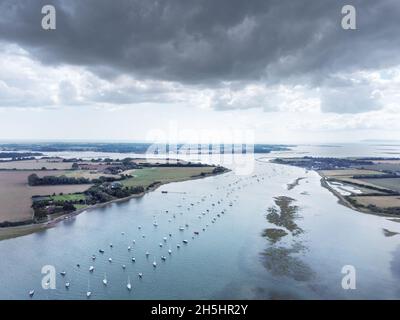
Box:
261;244;314;282
262;196;313;282
262;228;288;244
390;245;400;280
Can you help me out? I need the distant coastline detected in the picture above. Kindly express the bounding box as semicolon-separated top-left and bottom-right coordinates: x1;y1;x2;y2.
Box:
0;142;292;155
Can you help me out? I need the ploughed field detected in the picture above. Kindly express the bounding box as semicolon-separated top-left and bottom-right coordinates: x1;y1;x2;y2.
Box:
0;159;73;170
0;171;91;223
349;196;400;209
320;169;400;214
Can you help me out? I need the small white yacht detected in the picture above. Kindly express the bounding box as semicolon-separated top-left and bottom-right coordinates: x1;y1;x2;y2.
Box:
127;277;132;291
86;280;92;298
89;266;94;272
103;273;108;286
29;290;35;297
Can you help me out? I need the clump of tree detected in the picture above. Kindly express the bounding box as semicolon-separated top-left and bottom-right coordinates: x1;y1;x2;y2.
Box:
84;184;145;204
85;185;114;204
147;181;161;190
62;202;76;212
0;152;42;159
352;174;399;179
212;166;227;174
0;219;34;227
62;158;83;163
28;174;90;186
102;160;141;175
31;195;83;219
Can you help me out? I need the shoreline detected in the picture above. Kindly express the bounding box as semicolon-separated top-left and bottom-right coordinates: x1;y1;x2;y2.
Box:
269;158;400;218
318;172;397;218
0;169;230;241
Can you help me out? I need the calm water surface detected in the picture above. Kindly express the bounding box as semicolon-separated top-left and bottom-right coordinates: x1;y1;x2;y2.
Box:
0;144;400;299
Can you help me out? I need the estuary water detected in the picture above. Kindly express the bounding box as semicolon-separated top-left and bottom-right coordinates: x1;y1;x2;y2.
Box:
0;144;400;299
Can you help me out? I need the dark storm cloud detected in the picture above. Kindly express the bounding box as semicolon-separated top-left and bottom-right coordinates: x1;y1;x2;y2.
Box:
0;0;399;112
0;0;398;83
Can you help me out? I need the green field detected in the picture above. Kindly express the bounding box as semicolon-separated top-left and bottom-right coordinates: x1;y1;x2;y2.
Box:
49;193;86;202
359;178;400;193
73;204;88;210
121;167;215;188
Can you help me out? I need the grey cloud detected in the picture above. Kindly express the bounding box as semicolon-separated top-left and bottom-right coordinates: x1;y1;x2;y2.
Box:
57;77;181;106
320;85;382;114
90;86;177;105
57;80;78;105
0;0;399;113
1;0;399;82
0;78;53;108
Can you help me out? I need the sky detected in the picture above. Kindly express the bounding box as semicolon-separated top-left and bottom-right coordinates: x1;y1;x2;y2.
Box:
0;0;399;144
